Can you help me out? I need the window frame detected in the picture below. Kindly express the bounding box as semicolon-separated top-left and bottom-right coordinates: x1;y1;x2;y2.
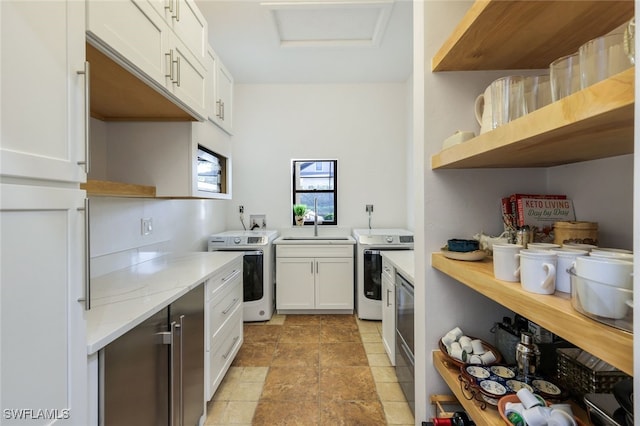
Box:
291;159;338;226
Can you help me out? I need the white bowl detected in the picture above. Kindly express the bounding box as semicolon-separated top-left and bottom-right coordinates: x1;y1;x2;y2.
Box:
574;256;633;289
570;270;633;320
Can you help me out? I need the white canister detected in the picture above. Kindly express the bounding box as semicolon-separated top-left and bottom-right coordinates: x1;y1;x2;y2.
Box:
518;249;557;294
552;248;588;293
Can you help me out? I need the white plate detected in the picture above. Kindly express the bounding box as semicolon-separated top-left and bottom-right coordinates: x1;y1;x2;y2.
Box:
506;380;533;392
465;365;490;379
490;365;515;379
441;249;487;261
479;379;507;395
533;379;561;395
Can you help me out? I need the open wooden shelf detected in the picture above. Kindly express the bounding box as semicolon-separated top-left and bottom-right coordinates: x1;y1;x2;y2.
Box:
81;179;156;198
433;351;590;426
432;0;633;72
431;68;634;169
431;253;632;376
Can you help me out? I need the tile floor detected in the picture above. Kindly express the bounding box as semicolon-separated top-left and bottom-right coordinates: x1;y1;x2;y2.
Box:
205;314;414;426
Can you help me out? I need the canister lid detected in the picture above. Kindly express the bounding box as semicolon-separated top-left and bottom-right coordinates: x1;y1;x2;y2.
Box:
553;221;598;229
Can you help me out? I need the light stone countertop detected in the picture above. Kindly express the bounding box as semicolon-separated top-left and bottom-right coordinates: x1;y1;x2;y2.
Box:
381;250;414;283
86;251;242;354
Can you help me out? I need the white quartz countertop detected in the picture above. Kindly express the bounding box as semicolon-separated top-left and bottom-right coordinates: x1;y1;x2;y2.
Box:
381;250;414;283
86;251;242;354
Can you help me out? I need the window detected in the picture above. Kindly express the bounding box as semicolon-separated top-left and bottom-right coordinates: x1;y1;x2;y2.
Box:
292;160;337;226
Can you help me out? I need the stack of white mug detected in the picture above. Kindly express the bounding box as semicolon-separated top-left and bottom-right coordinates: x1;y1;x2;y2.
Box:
492;243;633;320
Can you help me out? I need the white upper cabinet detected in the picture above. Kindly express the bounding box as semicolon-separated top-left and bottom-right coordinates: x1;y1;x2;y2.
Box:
86;0;206;120
86;0;168;86
151;0;208;66
1;0;87;183
206;46;234;134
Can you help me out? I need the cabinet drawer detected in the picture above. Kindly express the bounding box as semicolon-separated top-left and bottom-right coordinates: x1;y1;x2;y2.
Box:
382;258;395;280
208;304;243;398
276;244;354;258
207;259;242;301
209;278;242;341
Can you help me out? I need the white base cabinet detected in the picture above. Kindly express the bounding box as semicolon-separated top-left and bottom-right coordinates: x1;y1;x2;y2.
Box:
205;257;243;400
381;258;396;365
276;245;354;313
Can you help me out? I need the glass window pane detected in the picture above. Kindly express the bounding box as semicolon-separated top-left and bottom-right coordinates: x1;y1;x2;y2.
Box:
296;161;334;190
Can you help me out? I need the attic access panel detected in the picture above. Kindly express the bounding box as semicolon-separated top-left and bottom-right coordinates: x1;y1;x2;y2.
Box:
261;0;393;48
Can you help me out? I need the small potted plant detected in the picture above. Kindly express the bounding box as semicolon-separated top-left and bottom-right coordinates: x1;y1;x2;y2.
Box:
293;204;307;226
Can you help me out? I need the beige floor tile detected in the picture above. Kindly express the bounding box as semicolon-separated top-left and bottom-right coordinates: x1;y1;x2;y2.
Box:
375;382;407;402
371;366;399;383
224;366;243;382
356;319;381;333
222;401;258;424
204;401;227;424
229;381;264;401
360;332;382;343
265;314;286;325
239;366;268;382
363;341;386;354
367;353;392;367
382;401;414;425
212;377;237;401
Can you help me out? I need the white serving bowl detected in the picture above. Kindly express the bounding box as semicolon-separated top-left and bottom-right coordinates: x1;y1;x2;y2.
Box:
574;256;633;289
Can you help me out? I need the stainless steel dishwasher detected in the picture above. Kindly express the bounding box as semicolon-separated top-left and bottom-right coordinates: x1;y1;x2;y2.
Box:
395;272;415;414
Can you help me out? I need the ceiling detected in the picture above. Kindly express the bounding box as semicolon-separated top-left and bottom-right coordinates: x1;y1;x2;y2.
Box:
195;0;413;84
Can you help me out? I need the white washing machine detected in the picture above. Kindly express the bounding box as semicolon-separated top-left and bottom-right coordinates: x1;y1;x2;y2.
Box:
208;230;279;322
352;228;414;320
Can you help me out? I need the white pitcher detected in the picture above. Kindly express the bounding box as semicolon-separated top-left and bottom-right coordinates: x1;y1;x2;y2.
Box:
474;84;492;134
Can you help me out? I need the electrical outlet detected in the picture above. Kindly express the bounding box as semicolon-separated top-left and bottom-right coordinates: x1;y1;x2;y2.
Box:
366;204;374;213
239;205;244;214
141;218;153;236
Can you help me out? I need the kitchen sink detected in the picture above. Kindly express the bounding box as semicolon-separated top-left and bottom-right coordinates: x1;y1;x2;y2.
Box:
281;237;350;240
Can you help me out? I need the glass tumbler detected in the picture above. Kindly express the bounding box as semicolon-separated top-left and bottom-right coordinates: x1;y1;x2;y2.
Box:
523;74;551;113
491;76;526;129
550;53;580;101
580;31;633;88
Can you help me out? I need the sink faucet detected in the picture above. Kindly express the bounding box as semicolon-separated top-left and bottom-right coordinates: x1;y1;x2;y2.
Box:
314;197;319;237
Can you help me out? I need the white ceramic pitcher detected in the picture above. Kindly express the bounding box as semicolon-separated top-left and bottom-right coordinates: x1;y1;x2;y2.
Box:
474;84;492;134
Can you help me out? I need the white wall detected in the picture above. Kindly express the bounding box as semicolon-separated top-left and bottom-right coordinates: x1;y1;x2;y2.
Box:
88;119;228;276
227;83;409;232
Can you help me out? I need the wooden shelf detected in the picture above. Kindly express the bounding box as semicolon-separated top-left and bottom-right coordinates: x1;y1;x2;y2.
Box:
433;351;590;426
81;180;156;198
432;1;633;72
431;68;634;169
431;253;632;375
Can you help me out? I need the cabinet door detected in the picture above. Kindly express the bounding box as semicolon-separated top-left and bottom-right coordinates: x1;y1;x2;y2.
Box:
215;60;234;133
170;284;205;426
1;0;86;183
1;184;87;425
315;257;354;310
205;48;218;122
276;258;315;309
86;0;169;86
168;32;207;120
381;272;396;365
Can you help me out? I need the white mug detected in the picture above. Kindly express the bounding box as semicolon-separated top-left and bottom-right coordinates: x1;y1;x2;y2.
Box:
552;248;588;293
518;249;557;294
474;85;493;134
493;244;523;282
527;242;561;251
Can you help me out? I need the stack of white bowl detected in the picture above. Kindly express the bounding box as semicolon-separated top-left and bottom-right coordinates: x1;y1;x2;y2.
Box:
570;247;633;320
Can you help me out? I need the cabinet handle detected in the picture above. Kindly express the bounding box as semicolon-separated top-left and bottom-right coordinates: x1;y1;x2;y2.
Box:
222;269;239;282
310;261;314;274
315;261;319;274
216;100;222;118
165;50;174;81
386;289;391;307
178;315;185;426
221;101;225;121
77;198;91;310
76;61;90;174
222;336;240;360
169;320;177;426
175;0;180;21
222;297;239;315
164;0;173;13
173;55;181;87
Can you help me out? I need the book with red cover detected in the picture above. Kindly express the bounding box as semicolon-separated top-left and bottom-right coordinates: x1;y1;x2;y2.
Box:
509;193;567;228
